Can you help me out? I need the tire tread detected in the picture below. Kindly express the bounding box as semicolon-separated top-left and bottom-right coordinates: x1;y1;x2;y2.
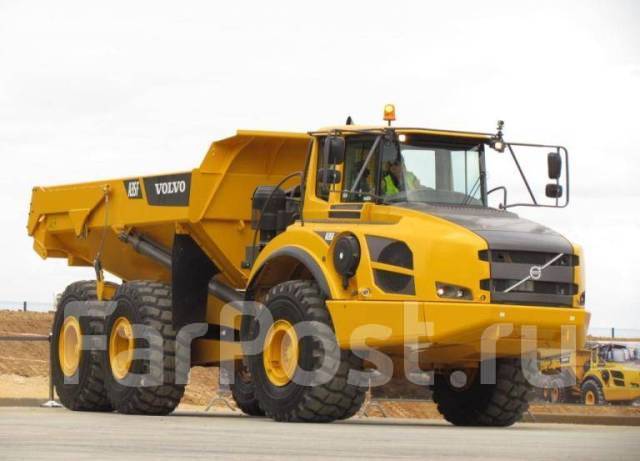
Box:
431;358;532;427
108;281;184;415
53;280;116;412
258;280;366;422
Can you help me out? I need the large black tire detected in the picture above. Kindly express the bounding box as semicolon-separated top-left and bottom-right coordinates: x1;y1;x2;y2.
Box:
51;281;117;412
229;360;265;416
247;280;366;422
431;359;532;427
581;379;605;405
104;281;185;415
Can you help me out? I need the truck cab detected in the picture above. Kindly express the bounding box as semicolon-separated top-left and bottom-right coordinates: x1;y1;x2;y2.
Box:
248;115;588;366
582;344;640;404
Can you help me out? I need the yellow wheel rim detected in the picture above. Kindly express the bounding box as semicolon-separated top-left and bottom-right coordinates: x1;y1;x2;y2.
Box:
585;390;596;405
59;316;82;377
263;319;299;387
551;387;560;403
109;317;134;380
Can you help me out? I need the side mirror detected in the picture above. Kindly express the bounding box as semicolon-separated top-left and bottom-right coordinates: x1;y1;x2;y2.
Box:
545;183;563;198
324;136;345;165
547;152;562;179
317;168;342;185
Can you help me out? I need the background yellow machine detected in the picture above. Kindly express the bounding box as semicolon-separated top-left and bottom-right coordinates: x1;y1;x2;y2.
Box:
27;106;589;426
540;343;640;405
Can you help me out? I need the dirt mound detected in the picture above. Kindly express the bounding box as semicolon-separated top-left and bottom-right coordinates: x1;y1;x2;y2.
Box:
0;310;52;376
182;367;220;406
0;310;53;335
0;374;50;399
372;376;431;400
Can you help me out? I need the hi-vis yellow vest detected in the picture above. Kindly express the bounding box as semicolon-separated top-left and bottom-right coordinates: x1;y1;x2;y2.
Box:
383;172;418;195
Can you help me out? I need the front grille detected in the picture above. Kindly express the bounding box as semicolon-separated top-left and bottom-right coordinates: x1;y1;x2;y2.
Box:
479;249;577;307
480;279;578;296
479;250;578;267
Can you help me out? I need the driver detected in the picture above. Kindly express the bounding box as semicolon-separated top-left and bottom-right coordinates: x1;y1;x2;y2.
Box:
382;159;420;196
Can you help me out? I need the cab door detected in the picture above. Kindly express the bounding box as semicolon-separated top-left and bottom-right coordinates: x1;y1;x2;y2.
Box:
328;134;383;223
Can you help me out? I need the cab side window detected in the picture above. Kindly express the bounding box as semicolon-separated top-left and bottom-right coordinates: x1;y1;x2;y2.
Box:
342;137;379;202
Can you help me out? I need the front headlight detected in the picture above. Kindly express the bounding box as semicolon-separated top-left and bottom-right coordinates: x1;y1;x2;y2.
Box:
436;282;472;300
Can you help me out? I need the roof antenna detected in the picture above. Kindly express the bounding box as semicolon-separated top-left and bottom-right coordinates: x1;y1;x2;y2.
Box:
346;116;354;125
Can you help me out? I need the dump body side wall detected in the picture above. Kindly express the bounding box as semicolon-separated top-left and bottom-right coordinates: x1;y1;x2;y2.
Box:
188;131;310;286
28;177;186;283
28;131;310;288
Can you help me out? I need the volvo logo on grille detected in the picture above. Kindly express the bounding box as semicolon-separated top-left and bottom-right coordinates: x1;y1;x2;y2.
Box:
504;253;564;293
529;266;542;280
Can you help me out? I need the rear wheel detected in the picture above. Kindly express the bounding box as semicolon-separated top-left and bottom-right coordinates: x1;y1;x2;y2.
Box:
581;380;605;406
431;359;532;427
247;280;366;422
51;281;116;411
545;377;568;403
104;281;185;415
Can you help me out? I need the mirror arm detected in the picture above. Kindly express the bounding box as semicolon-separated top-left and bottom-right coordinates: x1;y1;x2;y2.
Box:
487;186;508;210
507;144;538;205
499;143;569;209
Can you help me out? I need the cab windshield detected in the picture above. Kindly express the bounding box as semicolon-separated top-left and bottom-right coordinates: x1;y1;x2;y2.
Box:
342;134;486;206
603;346;633;363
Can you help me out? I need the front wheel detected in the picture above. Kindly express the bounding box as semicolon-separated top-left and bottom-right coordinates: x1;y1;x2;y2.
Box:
247;280;366;422
431;359;533;427
581;380;605;406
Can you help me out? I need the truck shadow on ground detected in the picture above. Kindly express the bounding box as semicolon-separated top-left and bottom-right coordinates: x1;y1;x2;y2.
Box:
170;411;546;430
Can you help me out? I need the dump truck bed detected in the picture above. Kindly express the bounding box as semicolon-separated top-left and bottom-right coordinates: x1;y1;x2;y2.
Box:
27;131;310;288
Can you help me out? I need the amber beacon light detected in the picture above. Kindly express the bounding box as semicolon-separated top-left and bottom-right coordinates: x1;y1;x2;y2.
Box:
383;104;396;125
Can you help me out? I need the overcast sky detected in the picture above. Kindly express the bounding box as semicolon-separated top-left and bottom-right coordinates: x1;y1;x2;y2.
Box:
1;1;638;330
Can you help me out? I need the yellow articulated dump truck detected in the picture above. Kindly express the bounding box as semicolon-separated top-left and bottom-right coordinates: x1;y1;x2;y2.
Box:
27;105;589;426
540;343;640;405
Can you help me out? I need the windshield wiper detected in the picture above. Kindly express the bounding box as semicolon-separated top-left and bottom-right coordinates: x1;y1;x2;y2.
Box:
460;176;482;206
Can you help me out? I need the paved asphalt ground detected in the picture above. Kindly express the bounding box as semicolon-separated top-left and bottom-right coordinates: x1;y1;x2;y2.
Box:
1;407;639;460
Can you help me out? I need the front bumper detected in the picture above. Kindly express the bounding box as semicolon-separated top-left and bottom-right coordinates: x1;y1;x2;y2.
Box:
326;300;590;361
